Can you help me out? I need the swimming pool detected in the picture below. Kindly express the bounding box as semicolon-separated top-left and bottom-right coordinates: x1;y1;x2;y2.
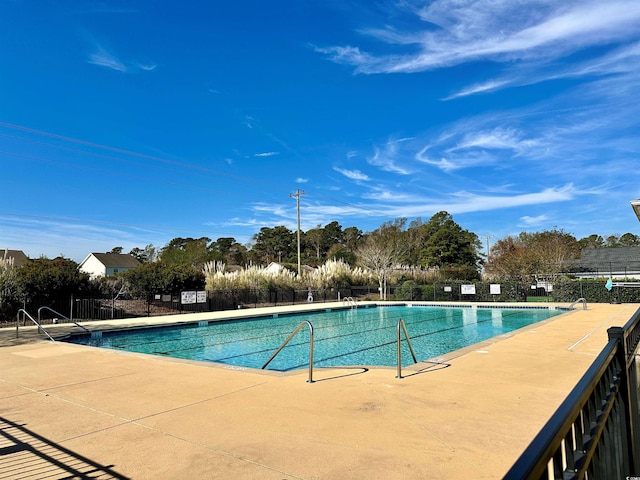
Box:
65;305;565;371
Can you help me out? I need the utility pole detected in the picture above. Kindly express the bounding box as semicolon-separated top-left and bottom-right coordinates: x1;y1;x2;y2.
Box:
483;235;494;258
290;189;305;276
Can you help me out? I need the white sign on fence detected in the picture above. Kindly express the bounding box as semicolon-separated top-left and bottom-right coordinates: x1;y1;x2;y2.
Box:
461;284;476;295
196;291;207;303
181;291;197;304
490;284;501;295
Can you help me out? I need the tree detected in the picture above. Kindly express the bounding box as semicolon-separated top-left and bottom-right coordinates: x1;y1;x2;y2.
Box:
356;223;407;300
406;217;427;265
302;221;345;263
322;221;344;252
577;234;605;250
123;262;205;298
16;257;91;311
211;237;234;261
159;237;213;267
108;246;123;254
251;226;295;264
343;226;363;251
304;225;324;260
605;235;620;247
130;244;157;263
485;229;580;282
326;243;357;266
419;212;482;271
484;236;531;282
619;233;640;246
211;237;247;266
519;229;580;282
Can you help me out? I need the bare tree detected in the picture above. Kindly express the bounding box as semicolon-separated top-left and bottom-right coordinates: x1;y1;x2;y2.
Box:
356;223;407;300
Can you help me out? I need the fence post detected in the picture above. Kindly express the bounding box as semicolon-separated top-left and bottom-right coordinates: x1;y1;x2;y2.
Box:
607;326;640;475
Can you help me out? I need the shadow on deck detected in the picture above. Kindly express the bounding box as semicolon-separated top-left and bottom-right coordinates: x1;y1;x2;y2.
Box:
0;416;129;479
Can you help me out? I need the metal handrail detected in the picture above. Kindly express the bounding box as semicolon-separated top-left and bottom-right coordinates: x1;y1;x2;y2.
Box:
262;321;315;383
16;309;55;341
396;318;417;379
343;296;357;308
37;306;91;334
569;298;587;310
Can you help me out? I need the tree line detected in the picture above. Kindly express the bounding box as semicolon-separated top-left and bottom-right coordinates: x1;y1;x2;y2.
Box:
2;211;639;320
122;212;483;271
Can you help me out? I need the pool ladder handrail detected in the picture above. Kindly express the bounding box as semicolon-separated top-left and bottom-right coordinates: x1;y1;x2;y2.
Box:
38;306;92;334
343;296;357;308
16;309;55;341
396;318;417;379
568;298;587;310
262;321;315;383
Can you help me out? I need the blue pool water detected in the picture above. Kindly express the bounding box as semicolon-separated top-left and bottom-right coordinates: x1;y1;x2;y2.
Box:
65;305;564;371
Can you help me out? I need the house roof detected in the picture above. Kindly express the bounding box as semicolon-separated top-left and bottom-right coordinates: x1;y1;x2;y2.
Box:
570;247;640;273
83;253;141;269
1;249;29;267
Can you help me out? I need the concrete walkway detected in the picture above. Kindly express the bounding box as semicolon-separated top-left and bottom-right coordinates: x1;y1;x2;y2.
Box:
1;302;637;479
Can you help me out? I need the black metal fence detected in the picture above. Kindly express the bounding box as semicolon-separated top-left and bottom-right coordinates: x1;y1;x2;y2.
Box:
505;307;640;479
0;287;381;326
5;279;639;326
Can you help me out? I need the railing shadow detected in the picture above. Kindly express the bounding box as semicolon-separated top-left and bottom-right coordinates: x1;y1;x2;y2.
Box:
0;416;129;479
310;367;370;383
400;361;452;378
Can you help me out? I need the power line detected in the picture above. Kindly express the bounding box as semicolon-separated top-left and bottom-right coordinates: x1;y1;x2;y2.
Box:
0;150;229;194
0;121;291;190
1;121;394;218
0;211;236;238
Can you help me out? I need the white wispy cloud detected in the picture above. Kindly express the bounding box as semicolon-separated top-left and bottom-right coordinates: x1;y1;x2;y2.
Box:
295;177;308;183
443;79;511;100
88;45;127;72
415;143;498;172
223;217;264;228
367;138;412;175
447;41;640;100
414;147;459;172
137;62;157;71
361;186;421;203
87;43;156;73
385;185;577;217
519;215;549;227
245;184;579;233
448;128;541;154
318;1;640;77
254;151;279;157
333;167;370;181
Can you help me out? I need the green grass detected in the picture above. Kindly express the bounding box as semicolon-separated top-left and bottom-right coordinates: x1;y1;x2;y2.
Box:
526;296;554;302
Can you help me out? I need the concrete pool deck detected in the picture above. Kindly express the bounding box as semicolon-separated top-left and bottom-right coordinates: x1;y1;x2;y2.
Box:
1;302;638;479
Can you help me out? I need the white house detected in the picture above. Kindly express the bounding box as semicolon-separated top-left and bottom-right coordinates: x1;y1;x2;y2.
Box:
79;253;141;279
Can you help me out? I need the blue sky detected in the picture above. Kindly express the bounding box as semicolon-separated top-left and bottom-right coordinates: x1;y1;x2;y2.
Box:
2;0;640;262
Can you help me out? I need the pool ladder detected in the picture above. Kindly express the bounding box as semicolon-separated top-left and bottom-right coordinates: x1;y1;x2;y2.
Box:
16;306;92;341
262;321;315;383
343;296;357;308
261;318;419;383
569;298;587;310
396;319;417;379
